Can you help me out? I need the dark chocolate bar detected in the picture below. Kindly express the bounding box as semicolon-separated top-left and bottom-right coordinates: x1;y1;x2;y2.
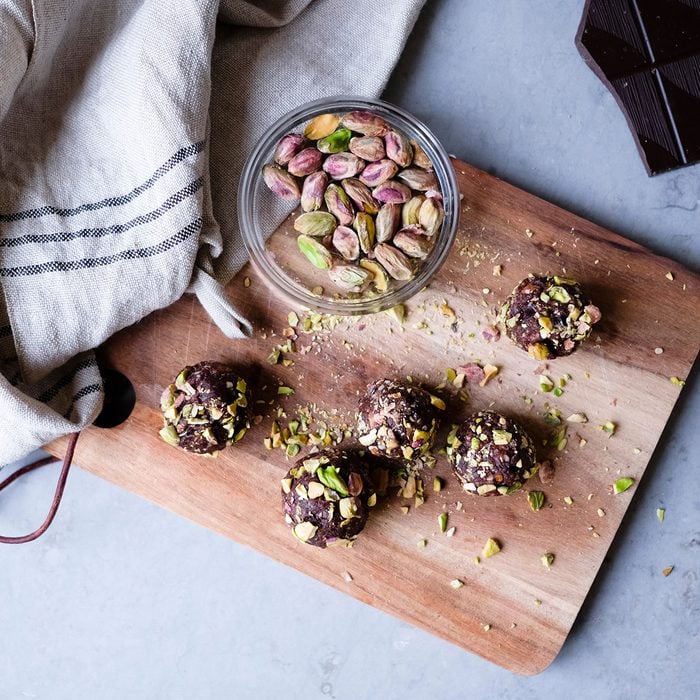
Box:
576;0;700;176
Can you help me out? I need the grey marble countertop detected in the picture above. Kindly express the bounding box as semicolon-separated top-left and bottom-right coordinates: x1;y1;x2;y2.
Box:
2;2;698;698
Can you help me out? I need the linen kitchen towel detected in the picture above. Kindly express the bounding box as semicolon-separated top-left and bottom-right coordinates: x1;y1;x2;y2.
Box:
0;0;424;466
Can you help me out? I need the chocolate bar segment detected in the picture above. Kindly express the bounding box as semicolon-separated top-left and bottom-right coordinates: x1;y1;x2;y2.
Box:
576;0;700;175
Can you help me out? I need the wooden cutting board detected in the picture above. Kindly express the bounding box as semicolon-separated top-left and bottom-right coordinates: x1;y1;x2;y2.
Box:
49;159;699;675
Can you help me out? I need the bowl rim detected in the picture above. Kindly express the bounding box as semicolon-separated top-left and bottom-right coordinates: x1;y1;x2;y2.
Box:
238;95;460;315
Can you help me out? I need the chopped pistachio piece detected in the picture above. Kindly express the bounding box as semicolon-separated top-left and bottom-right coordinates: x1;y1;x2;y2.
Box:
597;508;605;517
450;579;464;589
662;566;674;577
528;490;545;512
656;507;665;523
613;477;634;494
429;394;446;410
385;304;406;323
539;375;554;392
293;521;318;542
285;443;300;457
483;624;492;631
540;553;554;569
480;364;499;386
566;413;588;423
482;537;501;558
563;495;574;505
438;512;448;533
316;465;349;496
287;311;299;327
417;539;427;548
492;429;512;445
159;425;180;446
445;527;456;538
600;421;616;436
277;386;295;396
665;271;674;281
552;387;564;398
367;493;377;507
670;376;686;387
433;476;443;492
400;505;410;515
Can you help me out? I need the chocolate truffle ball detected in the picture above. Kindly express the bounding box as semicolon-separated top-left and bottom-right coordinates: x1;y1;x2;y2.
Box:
357;378;444;461
499;275;601;359
448;411;537;496
281;449;376;548
159;361;250;454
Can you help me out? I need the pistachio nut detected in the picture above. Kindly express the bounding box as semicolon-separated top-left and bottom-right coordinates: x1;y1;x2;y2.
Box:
293;521;318;542
401;195;425;226
359;259;390;292
374;243;414;280
300;170;328;212
385;129;413;167
348;136;386;161
353;211;376;254
340;110;389;136
375;202;401;242
359;159;399;187
393;228;434;259
410;139;433;169
372;179;412;204
397;167;438;191
324;183;354;225
297;234;333;269
288;147;323;177
332;225;360;260
317;128;352;154
262;163;301;200
341;178;379;214
294;211;337;237
273;133;306;166
418;195;444;235
328;264;372;292
322;152;365;180
304;113;341;140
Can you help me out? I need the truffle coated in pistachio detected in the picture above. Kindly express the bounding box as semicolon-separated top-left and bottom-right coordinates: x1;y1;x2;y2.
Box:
159;361;250;455
448;411;537;496
281;449;375;548
498;274;601;359
357;378;443;462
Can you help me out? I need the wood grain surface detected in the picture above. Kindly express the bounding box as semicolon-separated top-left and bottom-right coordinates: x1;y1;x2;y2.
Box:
49;159;700;675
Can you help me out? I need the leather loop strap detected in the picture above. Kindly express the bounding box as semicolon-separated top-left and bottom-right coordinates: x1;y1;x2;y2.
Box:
0;432;80;544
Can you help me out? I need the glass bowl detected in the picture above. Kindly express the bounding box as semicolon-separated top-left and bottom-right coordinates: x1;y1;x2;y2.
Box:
238;96;459;315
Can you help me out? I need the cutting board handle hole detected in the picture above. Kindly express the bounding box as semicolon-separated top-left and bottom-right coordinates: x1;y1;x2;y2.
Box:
94;368;136;429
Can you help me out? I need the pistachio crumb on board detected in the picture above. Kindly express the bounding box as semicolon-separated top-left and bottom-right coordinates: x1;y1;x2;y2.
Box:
540;553;555;569
613;477;634;494
482;537;501;558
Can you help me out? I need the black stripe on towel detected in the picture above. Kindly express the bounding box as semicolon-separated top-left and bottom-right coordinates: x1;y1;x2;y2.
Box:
0;218;202;278
38;356;98;404
0;142;204;222
62;383;103;419
0;178;204;248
